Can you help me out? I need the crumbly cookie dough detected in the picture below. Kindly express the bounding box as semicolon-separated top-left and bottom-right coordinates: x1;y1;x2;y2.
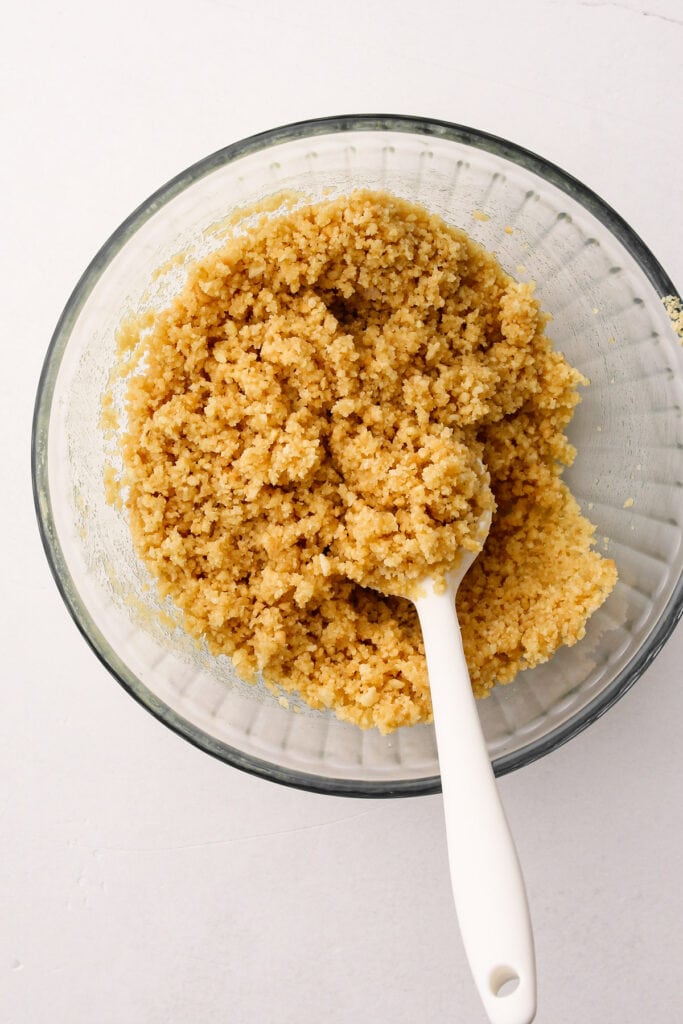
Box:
114;190;617;733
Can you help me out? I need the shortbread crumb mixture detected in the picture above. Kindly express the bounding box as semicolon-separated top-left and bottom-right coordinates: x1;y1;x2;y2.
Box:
114;191;617;732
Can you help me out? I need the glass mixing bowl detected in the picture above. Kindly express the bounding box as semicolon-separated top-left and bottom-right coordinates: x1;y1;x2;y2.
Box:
33;115;683;796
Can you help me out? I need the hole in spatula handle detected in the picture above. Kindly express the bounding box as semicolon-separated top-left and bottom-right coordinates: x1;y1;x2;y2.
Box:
490;966;521;998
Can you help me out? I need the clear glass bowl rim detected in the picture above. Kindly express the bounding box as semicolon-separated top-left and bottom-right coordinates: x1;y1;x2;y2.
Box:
32;113;683;798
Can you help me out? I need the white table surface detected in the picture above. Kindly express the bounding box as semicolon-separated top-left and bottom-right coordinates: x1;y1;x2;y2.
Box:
3;1;683;1021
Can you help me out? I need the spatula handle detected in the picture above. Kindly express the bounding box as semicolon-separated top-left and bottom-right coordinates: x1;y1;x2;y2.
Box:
416;585;536;1024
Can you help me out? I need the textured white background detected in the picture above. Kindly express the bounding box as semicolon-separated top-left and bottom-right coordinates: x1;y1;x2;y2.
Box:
3;1;683;1021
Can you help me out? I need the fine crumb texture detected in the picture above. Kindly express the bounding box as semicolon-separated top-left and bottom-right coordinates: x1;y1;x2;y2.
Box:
205;190;307;242
103;463;122;510
99;392;119;436
114;190;617;733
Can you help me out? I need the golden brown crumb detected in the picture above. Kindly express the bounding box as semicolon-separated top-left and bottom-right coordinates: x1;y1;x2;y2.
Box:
504;225;514;235
113;190;617;733
623;498;634;508
99;392;119;436
663;295;683;341
103;463;122;510
473;210;490;222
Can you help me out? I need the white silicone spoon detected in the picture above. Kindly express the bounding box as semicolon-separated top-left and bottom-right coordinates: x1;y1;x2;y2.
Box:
413;508;536;1024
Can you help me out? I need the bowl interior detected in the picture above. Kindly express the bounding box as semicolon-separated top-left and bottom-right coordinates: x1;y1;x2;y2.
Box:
35;120;683;794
